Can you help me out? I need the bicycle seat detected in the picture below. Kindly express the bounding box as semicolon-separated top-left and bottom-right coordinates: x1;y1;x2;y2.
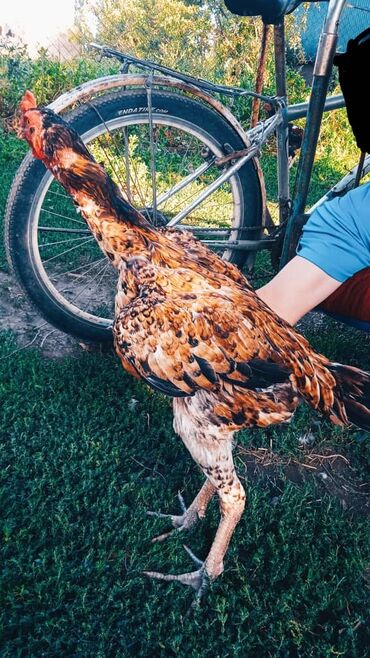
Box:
224;1;328;25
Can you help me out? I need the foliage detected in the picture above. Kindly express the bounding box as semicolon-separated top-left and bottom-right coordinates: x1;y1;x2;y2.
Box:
83;0;304;89
82;0;273;85
0;37;116;120
89;0;215;77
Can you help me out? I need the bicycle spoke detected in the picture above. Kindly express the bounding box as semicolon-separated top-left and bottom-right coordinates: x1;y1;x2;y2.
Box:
123;126;132;202
65;260;113;306
97;134;128;193
40;208;86;225
49;256;107;281
167;132;207;212
86;103;129;194
42;236;95;263
124;127;150;208
97;125;148;209
89;261;112;295
46;188;71;199
93;125;148;209
39;235;94;249
162;178;230;223
157;158;215;207
38;227;90;235
167;153;253;227
158;129;196;214
147;80;158;223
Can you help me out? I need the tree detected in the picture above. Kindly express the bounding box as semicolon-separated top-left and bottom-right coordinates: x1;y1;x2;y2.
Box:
90;0;214;77
75;0;302;98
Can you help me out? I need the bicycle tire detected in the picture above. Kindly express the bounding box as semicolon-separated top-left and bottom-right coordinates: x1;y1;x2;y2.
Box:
5;89;263;342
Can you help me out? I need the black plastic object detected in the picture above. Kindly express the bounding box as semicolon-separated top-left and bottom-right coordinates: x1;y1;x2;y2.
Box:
223;0;326;25
334;27;370;153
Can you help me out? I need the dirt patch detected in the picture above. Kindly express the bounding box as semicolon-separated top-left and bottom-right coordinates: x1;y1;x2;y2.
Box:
0;265;327;358
236;445;370;517
0;269;82;358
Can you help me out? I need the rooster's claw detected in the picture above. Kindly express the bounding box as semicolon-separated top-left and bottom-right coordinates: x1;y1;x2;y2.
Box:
143;545;208;598
147;492;197;542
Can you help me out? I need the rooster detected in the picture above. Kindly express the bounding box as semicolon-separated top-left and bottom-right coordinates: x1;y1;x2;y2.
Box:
18;90;370;597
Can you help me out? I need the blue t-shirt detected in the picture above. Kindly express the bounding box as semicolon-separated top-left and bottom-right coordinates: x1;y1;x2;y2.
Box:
297;182;370;282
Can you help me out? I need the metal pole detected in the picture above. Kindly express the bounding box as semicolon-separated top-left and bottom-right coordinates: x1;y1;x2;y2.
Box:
250;23;271;128
274;21;290;226
279;0;347;268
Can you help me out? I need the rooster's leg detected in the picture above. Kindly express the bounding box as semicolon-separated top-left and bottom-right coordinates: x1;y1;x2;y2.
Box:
145;401;245;596
147;479;216;542
144;469;245;595
203;473;246;579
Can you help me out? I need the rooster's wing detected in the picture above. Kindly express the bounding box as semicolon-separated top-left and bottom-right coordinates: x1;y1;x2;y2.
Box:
113;286;304;398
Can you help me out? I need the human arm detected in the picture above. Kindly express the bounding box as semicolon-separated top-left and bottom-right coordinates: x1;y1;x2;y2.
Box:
256;255;342;325
257;183;370;325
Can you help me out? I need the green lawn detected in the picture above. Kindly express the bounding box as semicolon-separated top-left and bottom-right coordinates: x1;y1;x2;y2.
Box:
1;122;370;657
1;331;369;657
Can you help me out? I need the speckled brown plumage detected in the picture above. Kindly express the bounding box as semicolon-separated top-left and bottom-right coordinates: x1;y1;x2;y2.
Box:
18;91;370;595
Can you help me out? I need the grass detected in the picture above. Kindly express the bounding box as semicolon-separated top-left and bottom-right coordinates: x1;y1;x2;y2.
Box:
0;331;369;657
1;75;370;658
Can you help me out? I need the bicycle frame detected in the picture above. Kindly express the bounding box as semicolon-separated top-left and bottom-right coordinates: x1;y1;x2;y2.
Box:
45;0;370;261
280;0;355;265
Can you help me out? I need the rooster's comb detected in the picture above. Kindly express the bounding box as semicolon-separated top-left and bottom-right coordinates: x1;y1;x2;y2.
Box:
19;90;37;114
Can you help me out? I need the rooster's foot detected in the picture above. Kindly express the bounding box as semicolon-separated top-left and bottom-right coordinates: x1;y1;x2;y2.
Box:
144;544;209;600
147;481;216;542
147;492;198;542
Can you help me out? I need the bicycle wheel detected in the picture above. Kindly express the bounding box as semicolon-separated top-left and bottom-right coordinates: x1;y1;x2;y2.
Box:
5;89;263;342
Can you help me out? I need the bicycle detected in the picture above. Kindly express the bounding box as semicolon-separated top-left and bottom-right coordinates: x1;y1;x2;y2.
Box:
5;0;370;342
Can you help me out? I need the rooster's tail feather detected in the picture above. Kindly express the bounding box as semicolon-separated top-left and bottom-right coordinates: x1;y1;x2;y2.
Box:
328;362;370;430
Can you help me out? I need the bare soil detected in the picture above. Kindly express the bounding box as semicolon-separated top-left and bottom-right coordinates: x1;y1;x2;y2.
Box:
0;269;83;358
237;444;370;518
0;266;327;359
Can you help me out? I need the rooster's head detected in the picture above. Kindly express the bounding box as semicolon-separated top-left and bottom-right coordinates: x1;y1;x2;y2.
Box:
18;91;47;159
18;90;71;162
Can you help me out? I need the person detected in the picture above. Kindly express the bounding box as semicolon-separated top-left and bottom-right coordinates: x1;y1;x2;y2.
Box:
257;181;370;325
